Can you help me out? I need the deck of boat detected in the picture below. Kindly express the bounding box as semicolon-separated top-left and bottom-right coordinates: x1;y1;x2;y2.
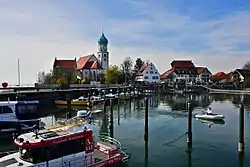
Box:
93;150;108;162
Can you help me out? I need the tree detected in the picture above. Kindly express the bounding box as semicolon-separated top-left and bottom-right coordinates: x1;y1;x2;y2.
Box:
105;65;122;84
133;58;144;72
121;57;133;84
37;70;53;84
243;61;250;69
52;67;77;84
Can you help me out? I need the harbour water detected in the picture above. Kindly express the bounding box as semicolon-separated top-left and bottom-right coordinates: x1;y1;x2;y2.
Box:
1;94;250;167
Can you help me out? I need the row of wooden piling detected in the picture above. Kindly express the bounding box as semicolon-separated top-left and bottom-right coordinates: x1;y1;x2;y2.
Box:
143;98;246;167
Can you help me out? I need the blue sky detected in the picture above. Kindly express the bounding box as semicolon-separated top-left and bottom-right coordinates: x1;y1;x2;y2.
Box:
0;0;250;84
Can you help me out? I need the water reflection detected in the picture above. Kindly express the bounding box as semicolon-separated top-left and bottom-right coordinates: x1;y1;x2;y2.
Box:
196;118;225;128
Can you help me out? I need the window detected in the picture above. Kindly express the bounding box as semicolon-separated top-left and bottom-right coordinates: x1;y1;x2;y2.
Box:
152;76;155;79
103;54;106;58
150;71;153;74
144;76;149;79
20;138;86;163
104;58;106;61
155;72;157;74
0;106;13;114
146;71;148;74
155;76;159;79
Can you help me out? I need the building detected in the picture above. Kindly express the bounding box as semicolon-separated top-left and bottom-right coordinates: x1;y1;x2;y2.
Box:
212;72;228;84
135;62;160;83
77;33;109;81
53;57;78;83
231;69;250;88
196;67;212;84
161;60;197;84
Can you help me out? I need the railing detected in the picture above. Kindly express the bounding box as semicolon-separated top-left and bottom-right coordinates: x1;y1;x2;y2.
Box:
99;133;122;149
98;133;131;163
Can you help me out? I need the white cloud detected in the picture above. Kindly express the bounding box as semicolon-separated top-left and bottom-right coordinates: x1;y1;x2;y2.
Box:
0;1;250;85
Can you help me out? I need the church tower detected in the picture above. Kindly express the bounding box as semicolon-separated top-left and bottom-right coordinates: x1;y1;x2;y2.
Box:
97;32;109;70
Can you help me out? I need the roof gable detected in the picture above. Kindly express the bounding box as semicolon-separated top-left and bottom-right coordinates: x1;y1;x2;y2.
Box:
77;54;98;70
212;72;228;79
235;69;250;78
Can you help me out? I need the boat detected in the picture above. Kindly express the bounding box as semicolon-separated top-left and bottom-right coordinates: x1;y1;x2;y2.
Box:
104;93;118;99
0;100;41;135
76;110;92;118
195;113;225;120
0;126;130;167
54;96;91;106
90;96;105;105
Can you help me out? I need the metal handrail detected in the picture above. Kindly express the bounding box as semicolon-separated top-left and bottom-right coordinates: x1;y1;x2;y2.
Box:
98;134;122;149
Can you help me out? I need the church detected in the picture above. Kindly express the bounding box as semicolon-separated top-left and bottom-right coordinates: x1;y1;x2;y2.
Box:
77;33;109;81
52;33;110;83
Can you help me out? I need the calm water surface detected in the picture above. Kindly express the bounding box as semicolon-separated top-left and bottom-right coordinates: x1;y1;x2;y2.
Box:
2;94;250;167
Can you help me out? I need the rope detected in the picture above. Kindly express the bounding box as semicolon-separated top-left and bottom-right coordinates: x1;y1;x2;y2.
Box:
162;132;188;146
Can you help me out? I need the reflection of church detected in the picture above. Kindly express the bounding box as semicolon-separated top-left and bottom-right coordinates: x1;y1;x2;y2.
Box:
77;33;109;81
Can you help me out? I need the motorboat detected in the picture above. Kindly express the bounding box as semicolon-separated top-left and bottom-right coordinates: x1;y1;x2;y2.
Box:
76;110;91;118
195;113;225;120
54;96;90;106
104;93;118;99
0;126;130;167
0;100;41;135
90;96;105;105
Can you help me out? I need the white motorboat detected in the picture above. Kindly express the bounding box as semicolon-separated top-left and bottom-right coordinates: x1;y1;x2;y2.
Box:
0;100;41;134
76;110;91;118
195;113;225;120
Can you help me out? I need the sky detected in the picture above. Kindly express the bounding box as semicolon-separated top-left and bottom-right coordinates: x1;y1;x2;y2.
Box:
1;0;250;85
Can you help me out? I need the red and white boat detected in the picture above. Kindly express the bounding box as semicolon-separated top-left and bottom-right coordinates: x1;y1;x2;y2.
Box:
0;127;130;167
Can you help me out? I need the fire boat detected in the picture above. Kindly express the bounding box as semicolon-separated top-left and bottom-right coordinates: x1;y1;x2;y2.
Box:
0;126;130;167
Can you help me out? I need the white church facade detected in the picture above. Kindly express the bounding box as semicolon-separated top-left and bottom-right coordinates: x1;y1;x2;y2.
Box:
77;33;109;82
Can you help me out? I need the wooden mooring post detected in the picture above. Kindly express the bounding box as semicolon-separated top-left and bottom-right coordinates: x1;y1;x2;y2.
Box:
109;98;114;138
186;102;192;152
144;97;149;167
66;93;72;119
238;104;245;153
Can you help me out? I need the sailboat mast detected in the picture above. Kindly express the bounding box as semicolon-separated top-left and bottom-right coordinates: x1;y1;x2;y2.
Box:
18;58;21;88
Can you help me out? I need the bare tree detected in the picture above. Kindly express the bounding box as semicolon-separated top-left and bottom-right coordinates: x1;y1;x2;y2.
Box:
243;61;250;69
121;57;133;84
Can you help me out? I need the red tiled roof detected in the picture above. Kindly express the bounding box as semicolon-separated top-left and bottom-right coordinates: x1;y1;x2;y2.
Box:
77;55;93;70
83;61;102;69
54;59;76;69
160;69;173;79
196;67;205;74
136;63;149;76
212;72;228;79
171;60;195;69
77;54;102;70
91;61;101;69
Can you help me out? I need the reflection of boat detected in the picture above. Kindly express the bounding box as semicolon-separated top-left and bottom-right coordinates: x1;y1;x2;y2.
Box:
54;96;91;106
196;118;225;125
195;113;225;120
1;126;130;166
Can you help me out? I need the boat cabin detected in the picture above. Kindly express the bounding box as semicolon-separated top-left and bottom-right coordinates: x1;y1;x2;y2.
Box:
0;100;39;120
14;128;95;165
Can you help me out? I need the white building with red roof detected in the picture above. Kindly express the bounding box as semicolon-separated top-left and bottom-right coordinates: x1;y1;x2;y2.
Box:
77;33;109;81
135;61;160;83
160;60;212;85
